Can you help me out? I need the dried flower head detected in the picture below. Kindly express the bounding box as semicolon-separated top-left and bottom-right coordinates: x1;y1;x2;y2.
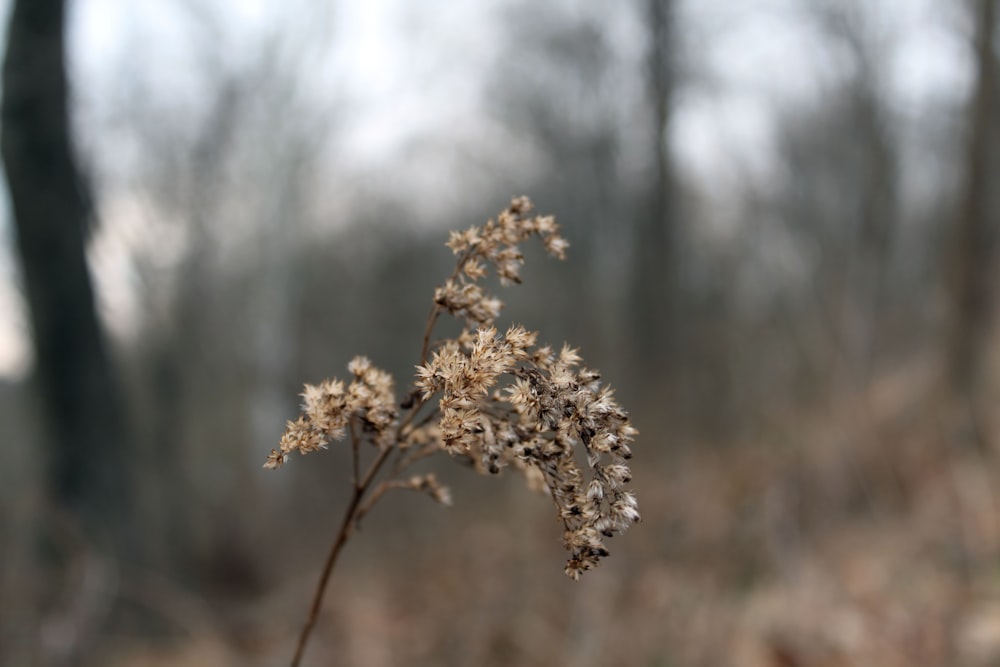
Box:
437;196;568;327
416;326;639;578
264;356;398;469
269;196;640;667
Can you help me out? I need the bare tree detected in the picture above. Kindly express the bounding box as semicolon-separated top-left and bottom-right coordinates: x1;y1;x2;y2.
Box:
948;0;998;402
2;0;133;553
630;0;676;383
486;2;629;357
816;3;898;384
98;7;338;581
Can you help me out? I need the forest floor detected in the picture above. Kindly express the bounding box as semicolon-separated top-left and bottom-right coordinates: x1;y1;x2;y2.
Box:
24;366;1000;667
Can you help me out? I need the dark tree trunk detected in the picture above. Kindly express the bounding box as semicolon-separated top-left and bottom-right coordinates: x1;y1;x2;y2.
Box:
630;0;676;383
948;0;998;399
2;0;133;555
854;86;895;382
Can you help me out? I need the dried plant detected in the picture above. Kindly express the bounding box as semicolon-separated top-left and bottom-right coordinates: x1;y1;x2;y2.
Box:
266;197;640;666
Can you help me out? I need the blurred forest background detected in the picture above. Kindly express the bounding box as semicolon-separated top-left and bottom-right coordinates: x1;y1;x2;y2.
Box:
3;0;1000;665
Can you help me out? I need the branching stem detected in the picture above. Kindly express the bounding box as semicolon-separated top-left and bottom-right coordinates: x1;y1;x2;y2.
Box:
290;288;450;666
420;306;441;367
349;417;360;488
289;444;393;667
279;208;620;662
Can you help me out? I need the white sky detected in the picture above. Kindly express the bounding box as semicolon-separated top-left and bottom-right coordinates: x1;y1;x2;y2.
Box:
0;0;970;379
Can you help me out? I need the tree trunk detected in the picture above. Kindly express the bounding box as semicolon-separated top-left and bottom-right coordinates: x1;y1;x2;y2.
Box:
630;0;676;384
948;0;998;399
2;0;133;555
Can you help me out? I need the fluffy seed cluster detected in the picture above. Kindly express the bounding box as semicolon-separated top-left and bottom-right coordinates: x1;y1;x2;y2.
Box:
267;197;639;579
435;196;567;328
264;356;398;469
416;326;639;579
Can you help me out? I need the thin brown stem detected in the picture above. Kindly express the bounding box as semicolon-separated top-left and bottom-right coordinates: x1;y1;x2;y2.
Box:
391;404;441;474
419;246;475;366
385;393;435;485
290;247;479;666
289;445;394;667
394;442;441;476
355;479;410;525
409;405;441;433
396;396;427;439
349;417;360;488
420;306;442;366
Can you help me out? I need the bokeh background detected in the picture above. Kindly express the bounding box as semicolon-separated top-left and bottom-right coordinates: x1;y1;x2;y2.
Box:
3;0;1000;665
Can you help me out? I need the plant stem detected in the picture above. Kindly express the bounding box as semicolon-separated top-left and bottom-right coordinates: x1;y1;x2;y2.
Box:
355;479;407;525
419;247;474;366
289;445;393;667
291;253;462;665
349;417;360;488
420;305;441;366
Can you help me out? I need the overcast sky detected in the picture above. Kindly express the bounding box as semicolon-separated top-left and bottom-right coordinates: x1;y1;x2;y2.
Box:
0;0;969;379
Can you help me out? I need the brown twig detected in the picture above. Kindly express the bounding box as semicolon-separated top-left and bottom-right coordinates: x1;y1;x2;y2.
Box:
420;306;442;367
349;417;360;489
420;247;474;366
390;401;441;475
290;298;447;666
355;479;409;526
273;198;636;658
392;443;436;477
289;444;393;667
